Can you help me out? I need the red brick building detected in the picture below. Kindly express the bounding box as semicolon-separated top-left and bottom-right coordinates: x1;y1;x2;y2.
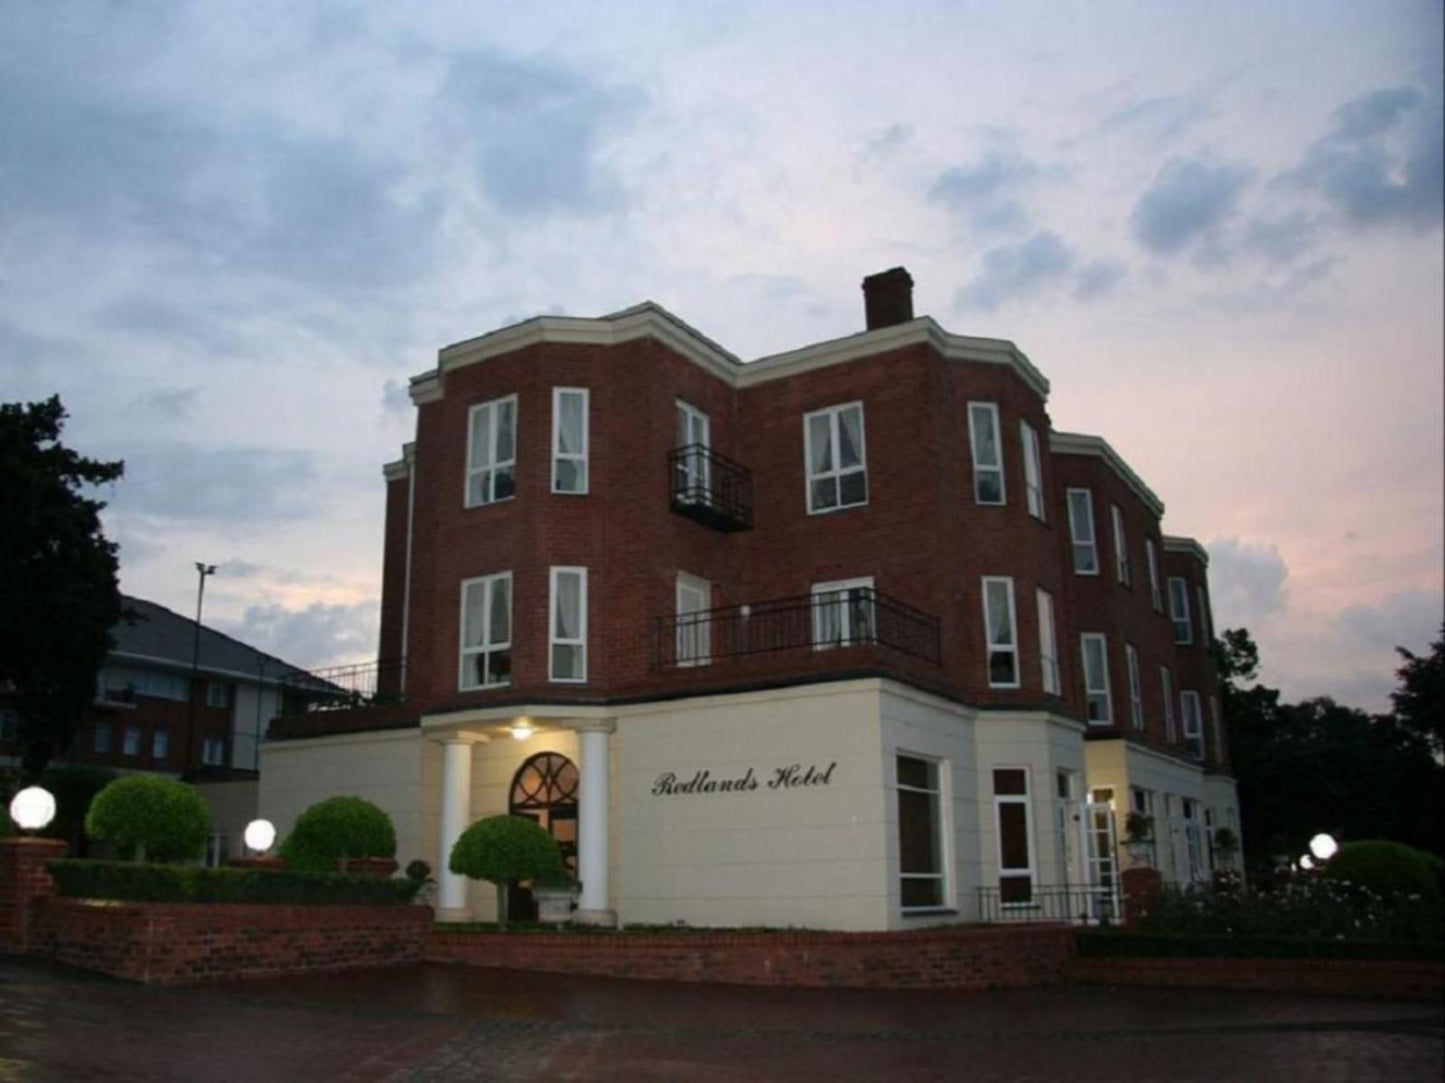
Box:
262;268;1240;930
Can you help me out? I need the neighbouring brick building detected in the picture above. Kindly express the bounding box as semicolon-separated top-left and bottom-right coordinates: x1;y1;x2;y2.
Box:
261;268;1241;930
2;596;319;863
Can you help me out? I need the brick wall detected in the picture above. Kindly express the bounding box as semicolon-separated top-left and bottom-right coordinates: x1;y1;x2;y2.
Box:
426;924;1079;990
28;898;431;985
1069;956;1444;1002
0;838;67;951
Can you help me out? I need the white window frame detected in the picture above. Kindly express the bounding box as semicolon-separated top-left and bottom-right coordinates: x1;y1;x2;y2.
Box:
206;681;229;709
981;576;1020;688
1067;489;1099;574
1111;504;1131;586
1183;798;1204;881
993;767;1035;906
969;402;1006;505
548;566;588;683
459;572;513;691
1146;538;1163;612
1125;643;1144;730
1168;577;1193;644
804;402;868;514
152;727;169;760
1197;583;1213;643
1081;633;1112;725
1181;690;1205;760
675;400;711;502
551;387;589;495
122;726;140;756
897;754;949;911
1020;420;1044;520
202;736;225;766
1160;666;1176;743
465;394;518;508
93;721;111;753
675;573;712;667
1036;588;1060;695
811;576;875;649
1210;695;1223;762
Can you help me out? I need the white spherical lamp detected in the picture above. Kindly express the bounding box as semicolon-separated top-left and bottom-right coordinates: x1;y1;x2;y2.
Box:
9;786;57;832
1308;833;1338;862
1298;854;1315;870
243;818;277;854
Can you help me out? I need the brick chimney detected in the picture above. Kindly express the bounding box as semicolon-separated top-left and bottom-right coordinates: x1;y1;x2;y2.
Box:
861;267;914;330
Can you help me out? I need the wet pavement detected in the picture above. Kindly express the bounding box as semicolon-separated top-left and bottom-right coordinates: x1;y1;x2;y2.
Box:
1;955;1440;1081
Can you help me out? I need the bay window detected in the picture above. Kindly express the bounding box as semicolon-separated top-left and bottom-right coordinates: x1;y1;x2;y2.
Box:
549;567;588;682
969;402;1005;505
551;388;589;494
465;395;517;507
459;572;512;690
804;402;867;513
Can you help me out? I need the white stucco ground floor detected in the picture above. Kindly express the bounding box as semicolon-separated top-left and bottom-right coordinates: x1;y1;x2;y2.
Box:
258;678;1241;931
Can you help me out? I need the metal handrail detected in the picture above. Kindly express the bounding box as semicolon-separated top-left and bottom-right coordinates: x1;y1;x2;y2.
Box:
668;443;753;530
279;658;406;714
654;588;941;668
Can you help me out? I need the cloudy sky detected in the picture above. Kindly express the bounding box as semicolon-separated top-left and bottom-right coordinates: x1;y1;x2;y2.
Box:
2;0;1440;710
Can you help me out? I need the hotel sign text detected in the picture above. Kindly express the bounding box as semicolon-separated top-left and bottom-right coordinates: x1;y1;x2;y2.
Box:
651;762;837;797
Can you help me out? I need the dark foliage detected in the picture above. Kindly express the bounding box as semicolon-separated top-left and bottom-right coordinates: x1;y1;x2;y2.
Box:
0;397;124;776
1218;628;1444;877
1392;623;1444;757
47;859;422;905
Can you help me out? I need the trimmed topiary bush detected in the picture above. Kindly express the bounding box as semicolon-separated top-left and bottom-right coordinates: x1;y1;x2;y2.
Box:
1323;840;1439;901
85;776;211;863
449;814;565;928
280;796;397;872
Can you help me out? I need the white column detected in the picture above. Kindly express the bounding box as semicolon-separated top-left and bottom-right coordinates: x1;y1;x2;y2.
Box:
435;733;485;922
574;721;616;926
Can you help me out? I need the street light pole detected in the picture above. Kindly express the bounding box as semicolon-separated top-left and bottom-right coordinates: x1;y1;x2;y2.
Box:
184;562;217;776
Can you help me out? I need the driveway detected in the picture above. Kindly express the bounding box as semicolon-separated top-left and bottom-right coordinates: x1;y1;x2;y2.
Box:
1;956;1440;1080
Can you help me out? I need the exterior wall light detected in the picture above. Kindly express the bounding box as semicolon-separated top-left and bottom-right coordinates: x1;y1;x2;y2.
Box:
510;719;535;741
243;818;277;854
1308;833;1338;861
9;786;57;832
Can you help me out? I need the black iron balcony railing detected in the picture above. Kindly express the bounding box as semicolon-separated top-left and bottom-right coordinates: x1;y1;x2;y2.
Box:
279;658;406;716
668;443;753;532
653;588;941;669
977;885;1122;926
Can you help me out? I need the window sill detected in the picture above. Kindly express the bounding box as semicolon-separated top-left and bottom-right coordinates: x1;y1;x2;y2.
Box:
901;907;958;917
463;496;517;511
806;500;869;517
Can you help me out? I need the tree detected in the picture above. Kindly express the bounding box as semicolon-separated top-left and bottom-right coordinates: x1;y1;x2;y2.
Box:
85;775;211;862
1216;627;1445;878
1392;623;1444;757
0;397;124;777
280;795;398;872
449;814;565;928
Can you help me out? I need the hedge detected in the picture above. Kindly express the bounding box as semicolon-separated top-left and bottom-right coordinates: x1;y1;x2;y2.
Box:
1078;930;1444;963
47;860;423;906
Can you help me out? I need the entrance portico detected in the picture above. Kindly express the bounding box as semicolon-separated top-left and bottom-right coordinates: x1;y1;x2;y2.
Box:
423;707;617;925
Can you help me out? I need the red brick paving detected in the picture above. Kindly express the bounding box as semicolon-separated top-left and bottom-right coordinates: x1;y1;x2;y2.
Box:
2;956;1441;1081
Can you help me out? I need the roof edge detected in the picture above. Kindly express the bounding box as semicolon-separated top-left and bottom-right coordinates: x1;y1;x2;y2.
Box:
1049;432;1166;518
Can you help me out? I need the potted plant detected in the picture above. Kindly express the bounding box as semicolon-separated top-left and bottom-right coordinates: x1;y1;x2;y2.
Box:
405;859;436;906
1123;811;1155;866
449;814;566;929
532;868;580;925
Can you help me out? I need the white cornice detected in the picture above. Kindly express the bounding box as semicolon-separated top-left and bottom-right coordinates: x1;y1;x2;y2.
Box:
381;442;414;482
410;304;1050;403
1162;535;1210;566
1049;432;1165;518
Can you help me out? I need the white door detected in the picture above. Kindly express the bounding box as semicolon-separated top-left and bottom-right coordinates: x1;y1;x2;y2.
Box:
675;401;711;501
675;574;711;666
1078;801;1120;924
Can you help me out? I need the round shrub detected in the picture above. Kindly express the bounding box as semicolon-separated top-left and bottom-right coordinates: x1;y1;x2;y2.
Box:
85;776;211;863
1323;840;1439;901
280;796;397;872
450;815;564;886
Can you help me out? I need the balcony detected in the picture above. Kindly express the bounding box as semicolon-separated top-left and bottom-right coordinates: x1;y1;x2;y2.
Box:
269;658;411;740
668;444;753;532
653;589;941;673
